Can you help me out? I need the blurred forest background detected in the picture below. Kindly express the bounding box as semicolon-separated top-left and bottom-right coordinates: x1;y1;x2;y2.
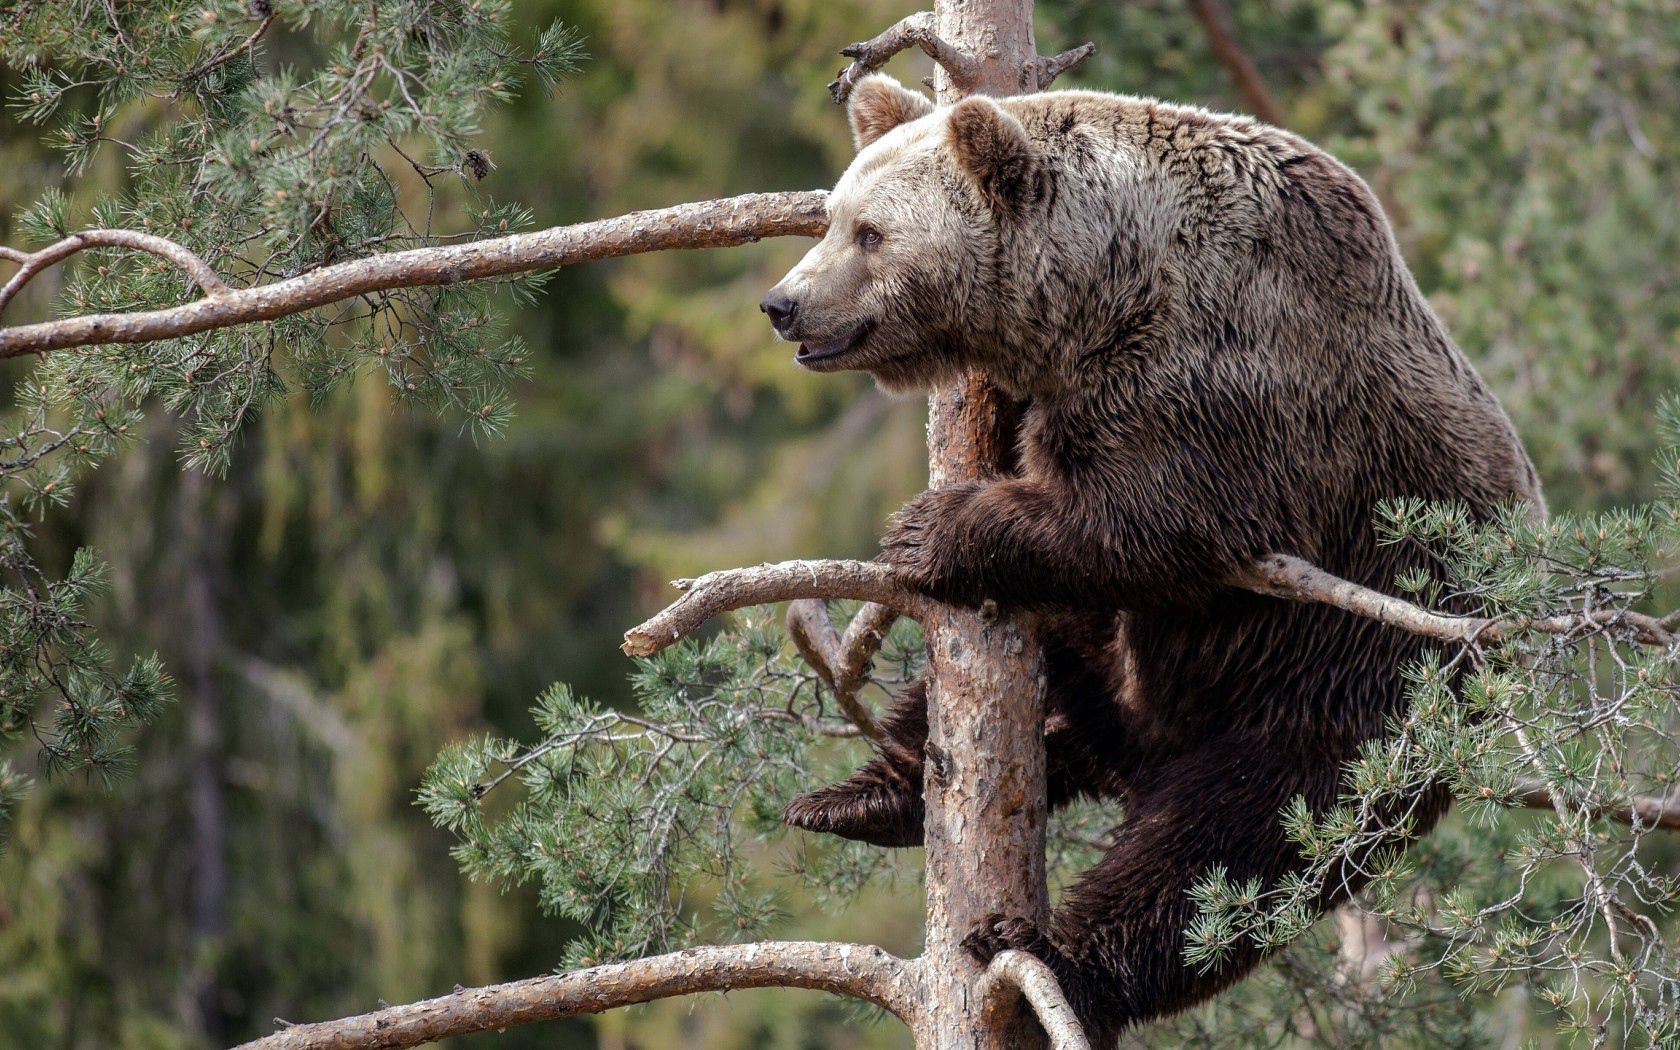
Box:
0;0;1675;1047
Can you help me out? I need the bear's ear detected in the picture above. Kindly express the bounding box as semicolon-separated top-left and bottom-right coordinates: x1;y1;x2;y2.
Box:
947;96;1037;212
847;75;935;150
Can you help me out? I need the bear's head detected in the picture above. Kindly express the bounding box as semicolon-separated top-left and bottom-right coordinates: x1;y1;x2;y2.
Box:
760;75;1045;394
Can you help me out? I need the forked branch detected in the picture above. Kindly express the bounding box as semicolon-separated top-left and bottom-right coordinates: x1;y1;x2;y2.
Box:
785;598;898;744
0;191;828;356
1027;43;1097;91
236;941;916;1050
827;12;1094;102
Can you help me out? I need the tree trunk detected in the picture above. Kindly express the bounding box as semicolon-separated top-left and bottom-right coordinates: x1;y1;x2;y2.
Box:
915;3;1051;1047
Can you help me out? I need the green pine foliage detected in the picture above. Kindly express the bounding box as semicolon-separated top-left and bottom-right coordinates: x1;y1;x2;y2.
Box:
1181;427;1680;1047
0;0;579;829
419;608;922;970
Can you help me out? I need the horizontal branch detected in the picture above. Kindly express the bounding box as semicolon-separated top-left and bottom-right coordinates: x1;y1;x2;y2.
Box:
979;950;1091;1050
1234;554;1677;649
237;941;915;1050
1236;555;1497;644
632;551;1676;672
0;191;828;356
623;560;926;658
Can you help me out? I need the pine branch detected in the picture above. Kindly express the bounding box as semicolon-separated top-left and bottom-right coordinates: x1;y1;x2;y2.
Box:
237;942;916;1050
629;552;1679;671
0;191;828;357
0;229;232;315
1235;554;1677;648
1513;779;1680;831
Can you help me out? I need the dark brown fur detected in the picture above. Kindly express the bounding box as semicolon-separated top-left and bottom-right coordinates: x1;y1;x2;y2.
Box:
766;78;1542;1042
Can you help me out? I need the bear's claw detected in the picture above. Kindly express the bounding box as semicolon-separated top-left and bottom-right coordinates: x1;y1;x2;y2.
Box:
962;913;1057;966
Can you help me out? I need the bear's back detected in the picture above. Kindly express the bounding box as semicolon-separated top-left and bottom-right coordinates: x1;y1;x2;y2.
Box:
993;90;1540;749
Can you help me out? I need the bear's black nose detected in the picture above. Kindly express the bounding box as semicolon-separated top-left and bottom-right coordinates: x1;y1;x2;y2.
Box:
759;288;799;334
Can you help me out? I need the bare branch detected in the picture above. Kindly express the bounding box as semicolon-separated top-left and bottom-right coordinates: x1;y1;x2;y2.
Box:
781;596;900;744
1237;554;1677;648
1026;42;1096;91
1186;0;1284;126
631;549;1674;674
1236;554;1495;644
236;941;916;1050
785;599;896;744
978;950;1092;1050
1514;779;1680;831
840;600;900;677
623;560;925;658
829;12;978;104
0;191;828;357
0;229;233;317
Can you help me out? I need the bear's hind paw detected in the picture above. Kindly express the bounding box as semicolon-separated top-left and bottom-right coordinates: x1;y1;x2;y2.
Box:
964;914;1112;1039
962;913;1058;966
783;780;923;848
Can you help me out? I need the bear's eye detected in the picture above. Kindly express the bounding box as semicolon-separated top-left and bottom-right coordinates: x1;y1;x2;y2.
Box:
855;225;883;251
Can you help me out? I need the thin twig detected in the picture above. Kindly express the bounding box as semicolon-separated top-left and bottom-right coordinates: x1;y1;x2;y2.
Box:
0;230;233;317
829;12;977;104
235;942;916;1049
0;191;829;356
183;10;277;81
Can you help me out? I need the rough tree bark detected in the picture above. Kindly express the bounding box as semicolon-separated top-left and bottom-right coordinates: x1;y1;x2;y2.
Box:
914;4;1052;1048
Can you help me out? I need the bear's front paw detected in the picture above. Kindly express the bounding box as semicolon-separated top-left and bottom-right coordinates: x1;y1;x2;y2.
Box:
879;486;982;605
962;913;1059;967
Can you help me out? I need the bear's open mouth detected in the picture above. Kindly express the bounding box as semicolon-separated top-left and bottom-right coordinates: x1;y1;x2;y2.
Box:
796;321;873;367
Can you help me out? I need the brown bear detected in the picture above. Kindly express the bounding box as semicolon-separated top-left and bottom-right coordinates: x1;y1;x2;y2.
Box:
759;74;1541;1041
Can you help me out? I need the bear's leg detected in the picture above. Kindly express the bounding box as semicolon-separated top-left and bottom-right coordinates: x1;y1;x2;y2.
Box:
783;677;930;848
963;736;1447;1042
784;642;1123;848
